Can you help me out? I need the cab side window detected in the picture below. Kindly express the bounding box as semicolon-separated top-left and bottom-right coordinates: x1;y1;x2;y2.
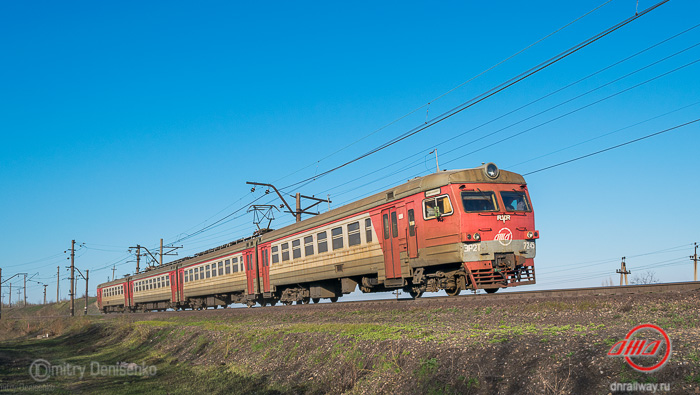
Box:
423;195;453;220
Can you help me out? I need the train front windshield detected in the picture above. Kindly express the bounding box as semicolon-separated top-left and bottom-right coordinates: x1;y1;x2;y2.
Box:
500;191;530;212
461;191;498;212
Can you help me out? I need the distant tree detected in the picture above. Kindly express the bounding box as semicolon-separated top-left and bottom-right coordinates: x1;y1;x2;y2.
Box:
631;271;659;285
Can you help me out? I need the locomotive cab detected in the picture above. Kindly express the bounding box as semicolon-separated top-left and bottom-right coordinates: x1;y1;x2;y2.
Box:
456;163;538;292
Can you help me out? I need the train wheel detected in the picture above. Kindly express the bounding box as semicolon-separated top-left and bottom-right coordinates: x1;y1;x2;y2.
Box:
485;288;499;294
445;285;462;297
330;297;338;303
260;300;268;307
302;297;310;304
409;289;423;299
312;298;320;304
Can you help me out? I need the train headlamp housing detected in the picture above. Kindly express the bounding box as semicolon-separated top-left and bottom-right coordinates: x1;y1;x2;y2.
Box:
473;233;481;241
527;231;534;239
484;163;499;179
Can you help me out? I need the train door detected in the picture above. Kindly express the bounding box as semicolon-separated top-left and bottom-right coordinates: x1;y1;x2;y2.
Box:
406;202;419;259
258;246;271;293
125;282;132;308
381;207;402;279
170;271;177;303
178;269;185;303
245;252;256;295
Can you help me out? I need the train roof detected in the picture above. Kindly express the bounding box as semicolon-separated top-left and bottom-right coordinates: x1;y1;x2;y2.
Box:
260;164;525;242
97;164;525;288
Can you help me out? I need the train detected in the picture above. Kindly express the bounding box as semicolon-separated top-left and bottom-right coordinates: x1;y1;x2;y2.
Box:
97;163;538;312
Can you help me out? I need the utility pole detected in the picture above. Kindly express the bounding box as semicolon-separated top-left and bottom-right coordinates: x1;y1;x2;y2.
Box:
691;242;698;282
84;270;89;315
9;282;11;307
23;273;26;307
135;245;141;274
70;239;75;317
56;266;60;303
429;148;440;172
295;193;301;223
43;284;47;305
616;257;631;286
160;238;164;266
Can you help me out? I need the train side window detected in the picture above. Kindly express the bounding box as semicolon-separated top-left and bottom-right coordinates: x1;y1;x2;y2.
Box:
218;261;224;275
383;214;390;239
332;227;344;250
292;239;302;259
304;236;314;256
225;260;230;274
189;269;193;282
423;195;454;220
391;212;399;238
271;246;279;264
317;232;328;253
166;276;170;286
205;265;210;278
408;209;416;236
348;221;361;246
212;263;218;277
281;243;290;261
365;218;373;243
195;269;199;281
240;262;244;272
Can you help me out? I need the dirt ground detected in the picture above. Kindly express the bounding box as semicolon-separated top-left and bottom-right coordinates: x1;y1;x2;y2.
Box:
0;290;698;394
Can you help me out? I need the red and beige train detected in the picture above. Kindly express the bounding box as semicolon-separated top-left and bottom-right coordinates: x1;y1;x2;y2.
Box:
97;163;539;312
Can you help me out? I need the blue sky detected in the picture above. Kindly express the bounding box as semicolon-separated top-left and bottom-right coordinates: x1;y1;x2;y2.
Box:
1;0;698;303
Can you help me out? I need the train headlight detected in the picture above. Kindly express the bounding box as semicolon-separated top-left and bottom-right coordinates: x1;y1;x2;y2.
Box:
527;231;534;239
484;163;499;179
473;233;481;241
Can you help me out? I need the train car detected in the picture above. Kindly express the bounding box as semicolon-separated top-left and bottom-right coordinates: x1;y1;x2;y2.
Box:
97;163;538;312
96;278;129;313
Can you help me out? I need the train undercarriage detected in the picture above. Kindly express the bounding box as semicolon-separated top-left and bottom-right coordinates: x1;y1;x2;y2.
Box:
101;257;535;313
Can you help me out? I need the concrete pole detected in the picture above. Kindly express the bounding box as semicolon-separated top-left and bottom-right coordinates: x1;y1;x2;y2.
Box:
57;266;60;303
23;274;26;307
70;239;75;317
84;270;89;315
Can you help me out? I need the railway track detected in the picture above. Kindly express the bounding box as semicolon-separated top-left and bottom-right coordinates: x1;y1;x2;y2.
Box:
6;281;700;320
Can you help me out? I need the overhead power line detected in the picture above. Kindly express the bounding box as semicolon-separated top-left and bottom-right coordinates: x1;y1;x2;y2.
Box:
524;118;700;175
270;0;616;185
281;0;669;191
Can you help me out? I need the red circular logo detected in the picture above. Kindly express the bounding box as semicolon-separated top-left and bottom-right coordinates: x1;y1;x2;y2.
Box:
607;324;672;373
494;228;513;246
